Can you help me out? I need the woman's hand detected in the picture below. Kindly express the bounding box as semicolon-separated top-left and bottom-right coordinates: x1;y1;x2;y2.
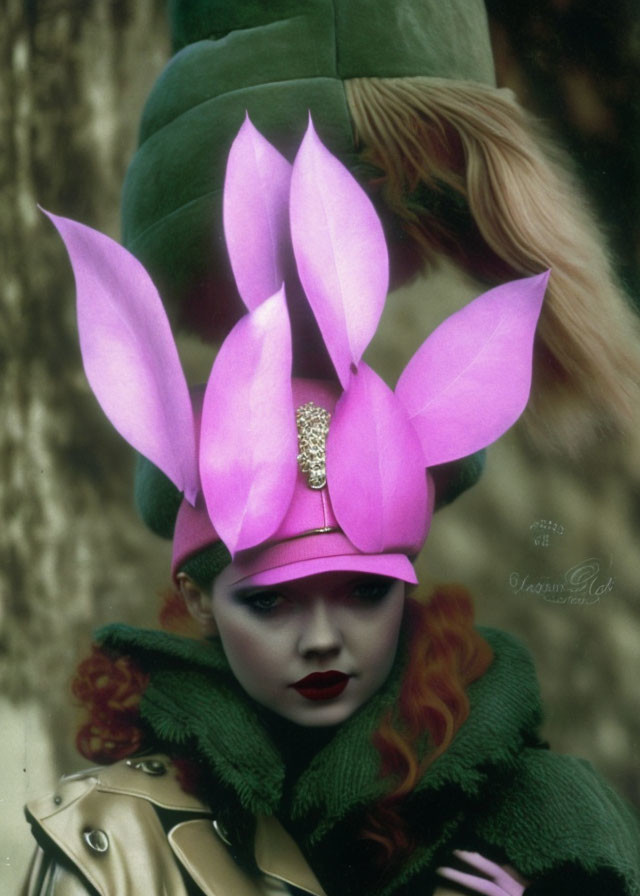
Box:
436;849;527;895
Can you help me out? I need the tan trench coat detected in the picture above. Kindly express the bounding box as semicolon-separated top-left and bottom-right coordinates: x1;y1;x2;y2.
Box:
21;754;464;895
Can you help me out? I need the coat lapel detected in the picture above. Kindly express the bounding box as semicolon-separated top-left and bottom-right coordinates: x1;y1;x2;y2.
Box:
254;814;327;896
169;815;327;896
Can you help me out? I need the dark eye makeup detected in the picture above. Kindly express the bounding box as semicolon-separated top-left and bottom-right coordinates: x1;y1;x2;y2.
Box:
350;577;395;604
234;589;284;615
232;576;397;616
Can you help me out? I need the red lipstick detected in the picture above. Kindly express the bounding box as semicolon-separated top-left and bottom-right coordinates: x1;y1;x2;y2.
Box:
291;671;349;701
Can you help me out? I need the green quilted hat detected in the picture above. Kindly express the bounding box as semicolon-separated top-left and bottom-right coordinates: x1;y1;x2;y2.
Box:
122;0;495;340
125;1;496;538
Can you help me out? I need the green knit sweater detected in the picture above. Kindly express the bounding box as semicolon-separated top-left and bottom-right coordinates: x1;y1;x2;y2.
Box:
98;620;640;896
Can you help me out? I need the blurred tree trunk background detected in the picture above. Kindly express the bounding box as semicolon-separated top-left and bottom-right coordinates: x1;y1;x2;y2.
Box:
1;0;639;889
1;1;171;886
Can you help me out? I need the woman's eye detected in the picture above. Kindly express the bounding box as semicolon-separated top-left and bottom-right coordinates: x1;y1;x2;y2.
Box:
237;590;283;614
351;578;394;604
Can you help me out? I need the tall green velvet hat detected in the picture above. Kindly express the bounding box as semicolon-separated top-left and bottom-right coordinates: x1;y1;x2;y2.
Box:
122;0;495;340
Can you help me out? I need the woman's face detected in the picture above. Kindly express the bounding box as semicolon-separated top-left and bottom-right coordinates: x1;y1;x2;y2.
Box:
209;570;406;727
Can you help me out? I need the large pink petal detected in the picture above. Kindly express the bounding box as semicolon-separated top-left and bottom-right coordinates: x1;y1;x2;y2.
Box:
223;115;292;311
290;118;388;389
44;210;198;504
327;364;428;554
396;272;549;467
200;287;297;556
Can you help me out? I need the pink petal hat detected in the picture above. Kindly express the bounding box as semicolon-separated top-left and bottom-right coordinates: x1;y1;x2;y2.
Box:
172;378;430;587
45;116;549;590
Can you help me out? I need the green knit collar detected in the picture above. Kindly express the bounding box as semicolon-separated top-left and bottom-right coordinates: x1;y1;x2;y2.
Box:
97;618;541;839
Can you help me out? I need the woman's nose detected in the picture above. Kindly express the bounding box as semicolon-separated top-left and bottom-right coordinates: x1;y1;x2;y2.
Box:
298;599;342;657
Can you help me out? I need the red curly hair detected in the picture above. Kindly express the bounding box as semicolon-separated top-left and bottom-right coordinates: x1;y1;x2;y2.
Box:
72;587;198;764
72;582;491;865
362;585;493;868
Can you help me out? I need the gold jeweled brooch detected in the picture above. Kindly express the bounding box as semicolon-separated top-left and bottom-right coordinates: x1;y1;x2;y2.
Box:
296;401;331;489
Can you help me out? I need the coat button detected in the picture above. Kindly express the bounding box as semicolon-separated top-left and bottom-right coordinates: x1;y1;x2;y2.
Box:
83;829;109;854
212;819;231;845
125;758;167;776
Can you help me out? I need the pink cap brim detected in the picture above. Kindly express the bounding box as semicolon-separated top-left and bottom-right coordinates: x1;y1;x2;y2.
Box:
227;531;417;586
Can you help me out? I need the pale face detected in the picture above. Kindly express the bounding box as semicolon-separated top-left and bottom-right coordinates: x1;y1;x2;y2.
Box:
208;570;406;727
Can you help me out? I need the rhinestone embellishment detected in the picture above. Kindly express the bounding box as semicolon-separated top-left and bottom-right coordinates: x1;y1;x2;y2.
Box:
296;402;331;489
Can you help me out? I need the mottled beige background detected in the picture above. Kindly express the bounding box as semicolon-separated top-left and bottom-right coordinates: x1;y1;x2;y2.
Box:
2;2;639;893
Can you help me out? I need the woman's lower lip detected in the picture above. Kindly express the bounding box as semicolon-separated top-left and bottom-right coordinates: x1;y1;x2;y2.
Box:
293;680;349;701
